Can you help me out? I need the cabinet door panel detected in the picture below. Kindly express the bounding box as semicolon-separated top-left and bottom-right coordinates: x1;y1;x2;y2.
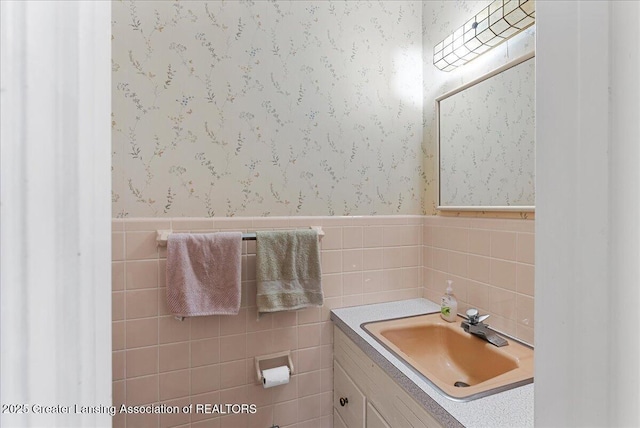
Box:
366;402;391;428
392;394;430;428
334;360;366;427
334;409;348;428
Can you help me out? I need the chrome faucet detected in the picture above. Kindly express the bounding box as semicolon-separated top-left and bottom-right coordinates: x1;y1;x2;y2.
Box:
461;309;508;347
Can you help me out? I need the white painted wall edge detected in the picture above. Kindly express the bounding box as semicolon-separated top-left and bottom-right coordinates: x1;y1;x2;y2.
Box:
0;1;112;427
608;2;640;426
536;1;640;426
536;2;610;424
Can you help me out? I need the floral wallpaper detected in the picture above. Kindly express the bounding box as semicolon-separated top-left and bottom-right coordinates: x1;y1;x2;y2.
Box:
439;57;535;207
421;1;536;214
112;0;424;218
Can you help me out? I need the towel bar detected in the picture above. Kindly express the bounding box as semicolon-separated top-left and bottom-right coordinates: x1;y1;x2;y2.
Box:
156;226;324;247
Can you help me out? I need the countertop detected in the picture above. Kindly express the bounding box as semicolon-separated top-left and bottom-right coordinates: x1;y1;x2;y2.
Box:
330;298;534;428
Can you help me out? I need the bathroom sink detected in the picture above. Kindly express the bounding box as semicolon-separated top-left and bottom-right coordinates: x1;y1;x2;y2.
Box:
361;312;534;401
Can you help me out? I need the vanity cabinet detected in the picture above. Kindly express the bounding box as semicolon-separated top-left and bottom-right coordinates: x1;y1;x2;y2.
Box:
366;403;391;428
333;327;444;428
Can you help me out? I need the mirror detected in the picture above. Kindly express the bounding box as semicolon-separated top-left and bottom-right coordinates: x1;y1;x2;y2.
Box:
437;53;535;211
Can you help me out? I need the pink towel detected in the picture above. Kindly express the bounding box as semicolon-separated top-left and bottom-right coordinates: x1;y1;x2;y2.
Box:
166;232;242;317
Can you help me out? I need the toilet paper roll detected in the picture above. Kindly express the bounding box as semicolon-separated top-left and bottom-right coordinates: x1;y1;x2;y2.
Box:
262;366;290;389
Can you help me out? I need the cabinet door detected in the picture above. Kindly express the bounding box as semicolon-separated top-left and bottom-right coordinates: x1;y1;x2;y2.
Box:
334;409;349;428
334;360;366;427
366;402;391;428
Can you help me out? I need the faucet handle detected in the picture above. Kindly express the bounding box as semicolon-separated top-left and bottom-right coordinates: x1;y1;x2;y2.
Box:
466;308;489;325
466;308;479;324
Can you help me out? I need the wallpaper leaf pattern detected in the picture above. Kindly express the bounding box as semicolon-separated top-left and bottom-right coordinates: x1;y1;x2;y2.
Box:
112;0;424;217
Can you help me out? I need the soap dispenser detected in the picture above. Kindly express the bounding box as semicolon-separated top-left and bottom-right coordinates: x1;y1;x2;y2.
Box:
440;280;458;322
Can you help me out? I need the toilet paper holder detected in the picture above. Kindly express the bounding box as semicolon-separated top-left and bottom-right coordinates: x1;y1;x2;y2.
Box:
255;351;294;384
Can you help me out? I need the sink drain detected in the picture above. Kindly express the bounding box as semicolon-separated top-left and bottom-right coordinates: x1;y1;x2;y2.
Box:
454;381;471;388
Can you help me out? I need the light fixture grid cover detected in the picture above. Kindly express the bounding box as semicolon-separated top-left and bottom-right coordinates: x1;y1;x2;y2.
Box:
433;0;535;71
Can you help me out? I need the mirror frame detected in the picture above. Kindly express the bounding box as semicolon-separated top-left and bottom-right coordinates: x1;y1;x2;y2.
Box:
436;52;535;212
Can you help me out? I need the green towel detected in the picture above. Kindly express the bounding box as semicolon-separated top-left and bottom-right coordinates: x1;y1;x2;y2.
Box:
256;229;323;313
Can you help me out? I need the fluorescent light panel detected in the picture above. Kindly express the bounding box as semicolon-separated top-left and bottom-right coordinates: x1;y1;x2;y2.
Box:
433;0;535;72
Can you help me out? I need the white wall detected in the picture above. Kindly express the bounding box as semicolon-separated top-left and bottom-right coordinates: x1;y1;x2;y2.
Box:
608;2;640;425
0;1;112;426
536;1;640;426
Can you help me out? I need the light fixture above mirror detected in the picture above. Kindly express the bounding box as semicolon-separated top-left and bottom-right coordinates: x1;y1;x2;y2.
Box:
434;0;535;72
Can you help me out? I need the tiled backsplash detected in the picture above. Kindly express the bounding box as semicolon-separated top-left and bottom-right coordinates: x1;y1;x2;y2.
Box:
112;216;424;428
422;216;535;345
112;215;534;427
